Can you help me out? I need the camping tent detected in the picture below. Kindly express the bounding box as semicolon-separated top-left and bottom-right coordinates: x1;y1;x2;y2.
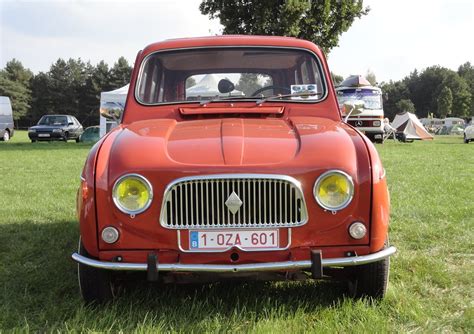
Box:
391;112;433;141
99;84;129;137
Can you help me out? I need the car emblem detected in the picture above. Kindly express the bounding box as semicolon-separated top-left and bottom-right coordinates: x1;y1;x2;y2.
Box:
225;191;243;214
356;120;363;126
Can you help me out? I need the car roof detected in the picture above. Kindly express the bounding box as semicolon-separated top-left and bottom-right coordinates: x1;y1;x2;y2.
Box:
142;35;322;56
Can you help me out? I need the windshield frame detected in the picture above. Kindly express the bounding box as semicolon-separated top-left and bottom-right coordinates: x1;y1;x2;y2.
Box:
134;46;328;107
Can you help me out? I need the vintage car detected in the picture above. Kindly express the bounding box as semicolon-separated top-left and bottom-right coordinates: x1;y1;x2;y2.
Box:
28;114;83;142
72;36;396;303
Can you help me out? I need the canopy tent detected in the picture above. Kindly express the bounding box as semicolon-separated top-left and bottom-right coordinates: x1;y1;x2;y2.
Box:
338;75;371;87
391;112;433;141
99;84;129;137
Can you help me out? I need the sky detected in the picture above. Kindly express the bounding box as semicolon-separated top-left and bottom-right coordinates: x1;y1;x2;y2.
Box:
1;0;473;83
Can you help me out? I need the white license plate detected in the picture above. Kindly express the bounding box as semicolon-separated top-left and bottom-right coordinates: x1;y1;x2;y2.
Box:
38;133;50;137
189;229;279;250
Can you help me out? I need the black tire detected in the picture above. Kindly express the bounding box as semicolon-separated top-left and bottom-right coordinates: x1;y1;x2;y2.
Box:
76;137;80;143
464;134;469;144
78;239;115;304
348;244;390;300
63;132;69;142
31;139;36;143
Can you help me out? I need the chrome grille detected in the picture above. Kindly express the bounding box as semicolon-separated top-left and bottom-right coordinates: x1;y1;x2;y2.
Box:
160;174;308;229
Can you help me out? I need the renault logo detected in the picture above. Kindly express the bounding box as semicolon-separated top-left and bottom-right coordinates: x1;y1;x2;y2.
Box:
225;191;242;214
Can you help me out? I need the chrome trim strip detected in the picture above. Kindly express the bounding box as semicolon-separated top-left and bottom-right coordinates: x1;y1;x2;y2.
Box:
159;174;309;229
71;246;396;272
112;173;153;216
134;46;328;106
313;170;355;212
176;228;292;253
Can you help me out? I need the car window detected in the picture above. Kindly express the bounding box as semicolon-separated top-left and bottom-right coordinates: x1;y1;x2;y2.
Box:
38;115;68;126
137;47;325;105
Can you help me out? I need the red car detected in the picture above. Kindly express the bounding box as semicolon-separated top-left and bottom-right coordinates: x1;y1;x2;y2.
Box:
73;36;396;303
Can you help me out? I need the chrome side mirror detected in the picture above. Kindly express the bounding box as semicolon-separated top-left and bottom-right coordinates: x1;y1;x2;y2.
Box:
100;102;124;121
343;100;365;122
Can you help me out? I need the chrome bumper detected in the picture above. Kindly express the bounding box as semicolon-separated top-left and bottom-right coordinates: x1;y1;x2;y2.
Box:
72;246;396;273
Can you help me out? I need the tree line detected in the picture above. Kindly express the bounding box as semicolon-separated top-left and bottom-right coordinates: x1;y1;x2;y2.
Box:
380;63;474;121
0;57;132;128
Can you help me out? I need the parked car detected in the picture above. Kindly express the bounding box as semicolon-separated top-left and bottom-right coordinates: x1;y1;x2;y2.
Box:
73;36;396;304
77;126;100;143
28;115;83;142
0;96;14;141
464;124;474;143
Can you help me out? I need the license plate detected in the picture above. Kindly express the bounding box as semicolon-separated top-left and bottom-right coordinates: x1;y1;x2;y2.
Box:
189;229;279;250
38;133;50;137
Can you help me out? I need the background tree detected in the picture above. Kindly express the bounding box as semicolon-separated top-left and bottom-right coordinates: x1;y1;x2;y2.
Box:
236;73;264;96
437;86;452;118
331;72;343;86
109;57;132;89
200;0;370;53
395;99;415;114
458;62;474;116
365;69;377;86
0;59;32;122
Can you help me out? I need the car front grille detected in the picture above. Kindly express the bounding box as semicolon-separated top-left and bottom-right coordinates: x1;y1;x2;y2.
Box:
160;174;308;229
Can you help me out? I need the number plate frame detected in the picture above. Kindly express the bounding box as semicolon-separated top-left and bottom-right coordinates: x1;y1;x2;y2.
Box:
177;229;292;253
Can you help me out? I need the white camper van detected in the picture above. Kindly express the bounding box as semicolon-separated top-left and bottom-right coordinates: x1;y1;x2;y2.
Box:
336;76;384;143
0;96;14;141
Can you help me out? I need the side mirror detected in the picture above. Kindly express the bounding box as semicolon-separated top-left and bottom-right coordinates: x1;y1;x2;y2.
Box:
343;100;365;122
218;79;235;94
100;102;124;121
68;122;74;126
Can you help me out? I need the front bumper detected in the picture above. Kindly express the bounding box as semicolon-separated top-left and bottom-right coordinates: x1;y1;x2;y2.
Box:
72;246;396;273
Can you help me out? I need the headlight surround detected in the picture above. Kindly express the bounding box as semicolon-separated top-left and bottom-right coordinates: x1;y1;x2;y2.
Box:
112;174;153;215
53;128;63;133
373;120;381;127
313;170;354;211
28;129;36;133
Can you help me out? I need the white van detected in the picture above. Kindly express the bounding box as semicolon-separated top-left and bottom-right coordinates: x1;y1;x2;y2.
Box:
336;80;384;143
0;96;14;141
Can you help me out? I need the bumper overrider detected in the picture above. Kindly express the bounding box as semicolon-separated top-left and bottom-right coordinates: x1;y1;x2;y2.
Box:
72;246;396;273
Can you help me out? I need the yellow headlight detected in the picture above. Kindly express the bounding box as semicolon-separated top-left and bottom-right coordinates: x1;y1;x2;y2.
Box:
314;171;354;211
112;174;153;214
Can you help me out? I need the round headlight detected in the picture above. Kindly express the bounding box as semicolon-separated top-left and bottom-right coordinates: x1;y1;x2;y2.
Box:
314;170;354;211
112;174;153;215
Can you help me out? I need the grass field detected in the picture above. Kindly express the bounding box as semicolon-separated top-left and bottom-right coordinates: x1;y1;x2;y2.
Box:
0;131;473;332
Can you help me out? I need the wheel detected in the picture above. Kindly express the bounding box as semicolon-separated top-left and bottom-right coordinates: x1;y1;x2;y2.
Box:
63;132;69;142
464;134;469;144
348;243;390;299
31;139;36;143
76;137;80;143
77;239;116;304
2;130;10;141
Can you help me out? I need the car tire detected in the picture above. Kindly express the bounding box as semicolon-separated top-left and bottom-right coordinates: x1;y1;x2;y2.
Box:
76;137;80;143
348;242;390;300
31;139;36;143
77;239;116;304
63;132;69;142
2;130;10;141
464;134;469;144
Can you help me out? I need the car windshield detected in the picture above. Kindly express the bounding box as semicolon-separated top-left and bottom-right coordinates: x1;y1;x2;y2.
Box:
136;47;325;105
38;115;68;126
336;88;383;110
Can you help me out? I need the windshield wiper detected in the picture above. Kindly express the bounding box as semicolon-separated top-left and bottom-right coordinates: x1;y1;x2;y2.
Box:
199;95;255;106
256;92;323;105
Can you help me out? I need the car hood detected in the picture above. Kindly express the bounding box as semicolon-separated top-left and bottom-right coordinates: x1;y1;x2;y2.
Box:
102;117;366;178
30;125;65;130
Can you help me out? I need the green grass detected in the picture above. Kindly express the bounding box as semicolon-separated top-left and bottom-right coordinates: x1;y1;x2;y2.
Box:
1;131;473;332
